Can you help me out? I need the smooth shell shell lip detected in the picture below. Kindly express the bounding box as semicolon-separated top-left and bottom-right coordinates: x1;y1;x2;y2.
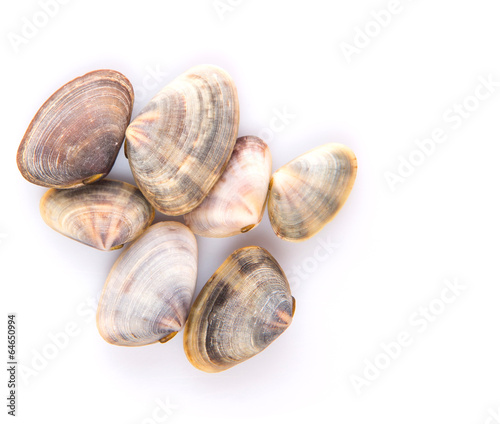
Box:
183;245;294;373
97;221;198;347
17;69;134;189
125;64;239;216
268;143;357;242
39;179;154;251
184;136;272;238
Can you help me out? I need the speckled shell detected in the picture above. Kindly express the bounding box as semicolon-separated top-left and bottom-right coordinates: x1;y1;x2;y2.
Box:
184;136;272;237
125;64;239;216
184;246;294;373
40;179;154;251
17;70;134;188
268;143;357;242
97;222;198;346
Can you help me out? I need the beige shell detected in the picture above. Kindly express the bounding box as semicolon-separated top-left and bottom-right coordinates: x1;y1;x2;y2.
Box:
40;179;154;251
97;222;198;346
184;246;294;373
17;70;134;188
268;143;357;242
184;136;272;237
125;64;239;216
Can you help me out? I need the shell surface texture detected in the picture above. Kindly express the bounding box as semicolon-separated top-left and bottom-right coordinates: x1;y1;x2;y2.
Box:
97;222;198;346
17;69;134;188
40;179;154;251
184;246;294;373
184;136;272;237
125;64;239;216
268;143;357;242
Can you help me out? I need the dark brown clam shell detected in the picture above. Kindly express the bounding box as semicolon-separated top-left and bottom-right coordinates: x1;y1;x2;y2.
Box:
17;69;134;188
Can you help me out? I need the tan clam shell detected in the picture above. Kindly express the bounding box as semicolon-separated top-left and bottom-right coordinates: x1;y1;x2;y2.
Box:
17;69;134;188
125;64;239;216
184;246;294;373
40;179;154;251
97;222;198;346
268;143;357;242
184;136;272;237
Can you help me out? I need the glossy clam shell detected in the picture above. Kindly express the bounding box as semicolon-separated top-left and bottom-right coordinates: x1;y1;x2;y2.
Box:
268;143;357;242
17;70;133;188
40;179;154;251
125;64;239;216
184;246;294;373
184;136;272;237
97;222;198;346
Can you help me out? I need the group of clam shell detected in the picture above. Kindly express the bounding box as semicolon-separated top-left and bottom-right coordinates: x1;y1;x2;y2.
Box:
17;65;357;373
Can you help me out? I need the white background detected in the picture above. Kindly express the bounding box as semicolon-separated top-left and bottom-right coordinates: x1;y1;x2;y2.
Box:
1;1;500;423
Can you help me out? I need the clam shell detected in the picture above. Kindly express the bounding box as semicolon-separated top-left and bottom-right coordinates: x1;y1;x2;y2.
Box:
17;69;133;188
125;64;239;216
40;179;154;251
97;222;198;346
268;143;357;242
184;246;294;373
184;136;272;237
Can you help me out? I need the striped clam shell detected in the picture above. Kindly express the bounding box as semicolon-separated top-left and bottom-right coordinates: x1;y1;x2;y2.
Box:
39;179;154;251
125;64;239;216
184;246;294;373
268;143;357;242
184;136;272;237
17;70;133;188
97;222;198;346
